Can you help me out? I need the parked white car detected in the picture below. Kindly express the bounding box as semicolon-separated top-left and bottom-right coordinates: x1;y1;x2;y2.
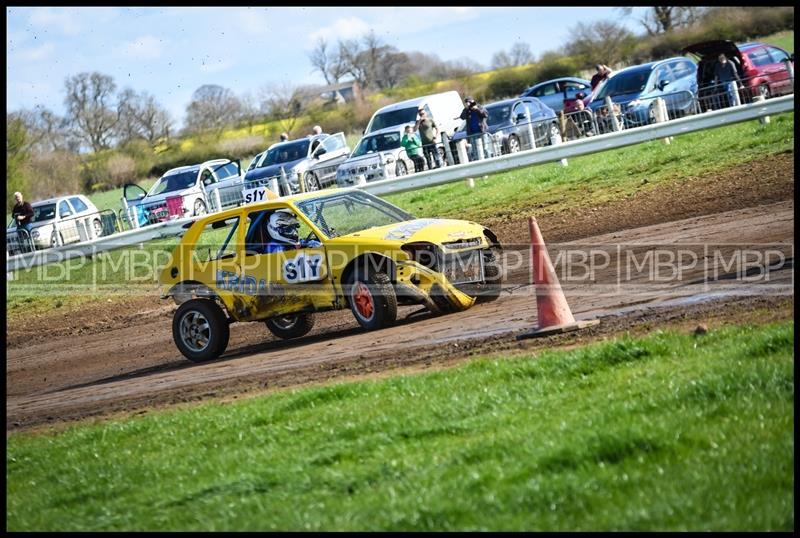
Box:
122;158;243;226
7;194;102;250
364;90;464;137
335;126;415;186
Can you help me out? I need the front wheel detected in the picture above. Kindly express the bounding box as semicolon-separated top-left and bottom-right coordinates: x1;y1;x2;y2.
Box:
506;134;521;154
759;84;771;100
93;218;104;238
304;172;321;191
395;160;408;177
172;299;230;362
50;230;63;248
348;271;397;330
265;313;315;339
193;199;207;217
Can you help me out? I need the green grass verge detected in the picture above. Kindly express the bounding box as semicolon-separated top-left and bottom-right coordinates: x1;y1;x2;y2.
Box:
6;322;793;531
386;111;794;221
762;30;794;53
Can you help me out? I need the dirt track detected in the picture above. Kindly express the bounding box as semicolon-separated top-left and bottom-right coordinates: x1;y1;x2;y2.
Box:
6;156;795;431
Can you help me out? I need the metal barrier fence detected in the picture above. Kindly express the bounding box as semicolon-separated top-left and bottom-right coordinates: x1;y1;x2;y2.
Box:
697;69;794;112
6;228;34;257
206;183;246;213
6;208;119;256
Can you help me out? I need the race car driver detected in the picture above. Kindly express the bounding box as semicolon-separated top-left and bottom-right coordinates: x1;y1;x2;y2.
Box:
264;209;321;253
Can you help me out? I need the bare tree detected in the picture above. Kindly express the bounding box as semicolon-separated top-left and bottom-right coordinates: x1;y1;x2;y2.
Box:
238;91;263;134
491;50;513;70
63;71;119;152
308;38;350;85
510;42;535;66
618;7;706;36
564;20;636;67
184;84;242;135
11;106;73;154
259;83;306;136
116;89;172;145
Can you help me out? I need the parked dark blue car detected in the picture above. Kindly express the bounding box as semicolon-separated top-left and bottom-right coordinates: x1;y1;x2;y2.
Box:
589;57;698;127
449;97;558;160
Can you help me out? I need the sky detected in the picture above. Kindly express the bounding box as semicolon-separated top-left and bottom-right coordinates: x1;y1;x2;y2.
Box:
6;6;647;129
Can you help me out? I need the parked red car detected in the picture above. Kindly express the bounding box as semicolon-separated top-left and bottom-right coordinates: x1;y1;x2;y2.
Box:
682;40;794;110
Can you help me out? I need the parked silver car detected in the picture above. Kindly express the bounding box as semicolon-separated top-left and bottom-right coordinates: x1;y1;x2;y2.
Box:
122;158;243;227
335;126;415;186
244;132;350;193
7;194;102;250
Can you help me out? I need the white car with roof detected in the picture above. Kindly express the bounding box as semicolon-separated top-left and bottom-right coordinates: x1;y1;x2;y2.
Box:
7;194;102;251
122;158;243;226
335;126;415;186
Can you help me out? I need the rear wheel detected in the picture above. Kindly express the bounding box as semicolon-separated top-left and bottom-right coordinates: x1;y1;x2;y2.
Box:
92;218;103;238
50;230;63;248
348;271;397;330
265;313;315;339
395;160;408;177
172;299;230;362
759;84;771;100
304;172;321;191
506;134;521;154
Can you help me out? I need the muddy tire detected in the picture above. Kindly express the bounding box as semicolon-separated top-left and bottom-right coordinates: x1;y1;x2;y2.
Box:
348;271;397;330
265;313;315;340
172;299;230;362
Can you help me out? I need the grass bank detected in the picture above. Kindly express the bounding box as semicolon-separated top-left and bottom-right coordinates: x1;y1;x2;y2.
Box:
6;321;794;531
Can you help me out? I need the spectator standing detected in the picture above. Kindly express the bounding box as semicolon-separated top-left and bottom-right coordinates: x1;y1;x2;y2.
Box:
590;64;611;92
414;109;443;170
12;191;34;235
713;53;741;108
311;125;323;135
459;96;489;160
401;125;426;173
279;132;289;142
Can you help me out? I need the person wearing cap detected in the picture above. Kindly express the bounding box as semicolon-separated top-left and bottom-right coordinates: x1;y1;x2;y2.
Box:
414;108;443;170
459;96;489;160
11;191;34;236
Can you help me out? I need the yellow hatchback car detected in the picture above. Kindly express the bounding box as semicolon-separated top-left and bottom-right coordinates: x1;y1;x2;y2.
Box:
160;188;503;362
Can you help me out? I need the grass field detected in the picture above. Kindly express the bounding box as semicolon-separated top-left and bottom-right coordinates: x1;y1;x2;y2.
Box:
6;321;793;531
5;110;793;318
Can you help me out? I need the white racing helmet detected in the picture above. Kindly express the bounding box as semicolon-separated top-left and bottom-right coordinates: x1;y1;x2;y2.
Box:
267;210;300;245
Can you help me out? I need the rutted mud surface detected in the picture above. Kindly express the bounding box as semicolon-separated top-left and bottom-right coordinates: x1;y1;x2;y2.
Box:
6;157;795;431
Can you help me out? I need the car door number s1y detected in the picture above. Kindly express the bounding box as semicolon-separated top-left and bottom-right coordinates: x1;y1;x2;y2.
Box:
284;252;325;283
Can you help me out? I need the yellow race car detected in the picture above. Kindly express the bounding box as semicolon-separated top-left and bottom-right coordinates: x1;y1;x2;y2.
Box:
159;188;503;362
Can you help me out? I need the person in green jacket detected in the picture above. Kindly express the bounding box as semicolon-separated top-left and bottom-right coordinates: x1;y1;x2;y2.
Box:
401;125;426;173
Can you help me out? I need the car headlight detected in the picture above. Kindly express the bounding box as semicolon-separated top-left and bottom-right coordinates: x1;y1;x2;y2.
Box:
385;156;395;164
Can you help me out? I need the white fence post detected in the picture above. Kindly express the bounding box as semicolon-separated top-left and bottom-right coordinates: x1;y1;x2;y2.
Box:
213;188;223;213
731;83;742;107
525;108;537;150
441;132;455;166
606;97;621;132
783;59;794;87
270;177;280;196
653;97;671;145
456;139;469;165
279;166;291;196
549;126;567;166
753;94;770;124
475;135;485;161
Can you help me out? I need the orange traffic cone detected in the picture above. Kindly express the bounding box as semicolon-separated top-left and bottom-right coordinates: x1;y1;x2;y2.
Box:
517;216;599;340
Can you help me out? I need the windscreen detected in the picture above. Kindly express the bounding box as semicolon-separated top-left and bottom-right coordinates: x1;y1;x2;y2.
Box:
263;140;310;165
149;171;198;196
296;190;414;238
367;107;418;133
350;132;402;157
595;68;652;99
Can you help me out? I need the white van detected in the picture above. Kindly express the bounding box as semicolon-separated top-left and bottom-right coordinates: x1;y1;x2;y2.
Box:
364;90;464;138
